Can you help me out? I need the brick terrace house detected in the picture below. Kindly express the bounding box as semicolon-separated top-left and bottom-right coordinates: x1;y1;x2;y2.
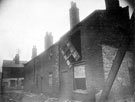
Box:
2;54;27;92
24;44;59;96
24;0;135;101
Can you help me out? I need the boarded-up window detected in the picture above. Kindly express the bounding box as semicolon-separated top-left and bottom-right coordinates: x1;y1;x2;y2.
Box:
74;65;86;90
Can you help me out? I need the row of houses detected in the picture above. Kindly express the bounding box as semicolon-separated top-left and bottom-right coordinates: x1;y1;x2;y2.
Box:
1;0;135;101
1;54;26;91
23;0;135;101
1;26;54;92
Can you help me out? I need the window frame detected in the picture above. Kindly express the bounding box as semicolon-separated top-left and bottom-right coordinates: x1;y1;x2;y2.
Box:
73;63;86;91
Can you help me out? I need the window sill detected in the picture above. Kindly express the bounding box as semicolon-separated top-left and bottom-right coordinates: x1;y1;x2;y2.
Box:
73;89;88;94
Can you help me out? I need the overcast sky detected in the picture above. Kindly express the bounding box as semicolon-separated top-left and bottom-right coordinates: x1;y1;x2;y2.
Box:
0;0;132;71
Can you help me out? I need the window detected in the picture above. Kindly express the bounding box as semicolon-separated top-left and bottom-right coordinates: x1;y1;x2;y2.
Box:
21;79;24;86
10;80;16;87
36;76;38;88
74;65;86;90
3;82;8;88
49;72;53;86
60;40;80;68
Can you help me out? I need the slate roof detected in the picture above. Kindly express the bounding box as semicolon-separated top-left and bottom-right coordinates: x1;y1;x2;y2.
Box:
2;60;27;68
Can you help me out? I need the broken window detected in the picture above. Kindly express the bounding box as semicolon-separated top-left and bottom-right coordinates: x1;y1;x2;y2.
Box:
60;30;81;68
60;40;80;68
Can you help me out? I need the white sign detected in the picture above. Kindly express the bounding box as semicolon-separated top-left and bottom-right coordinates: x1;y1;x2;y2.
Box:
74;65;86;78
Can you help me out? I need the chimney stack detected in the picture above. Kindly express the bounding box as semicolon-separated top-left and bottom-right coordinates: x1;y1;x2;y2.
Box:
32;45;37;59
69;1;80;29
44;32;53;50
14;54;20;64
105;0;120;10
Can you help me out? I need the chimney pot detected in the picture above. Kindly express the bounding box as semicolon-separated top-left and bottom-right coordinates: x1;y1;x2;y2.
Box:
32;45;37;59
14;54;20;64
69;1;80;29
105;0;120;10
44;32;53;50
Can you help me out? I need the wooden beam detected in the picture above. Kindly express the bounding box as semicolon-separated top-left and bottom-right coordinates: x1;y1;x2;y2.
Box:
99;38;129;102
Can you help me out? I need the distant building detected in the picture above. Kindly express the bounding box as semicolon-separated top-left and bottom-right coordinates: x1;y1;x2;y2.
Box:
24;0;135;101
0;72;2;93
1;54;27;92
44;32;53;50
31;45;37;59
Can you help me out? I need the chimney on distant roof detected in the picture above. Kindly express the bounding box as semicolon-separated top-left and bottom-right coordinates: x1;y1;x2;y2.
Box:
69;1;80;29
105;0;120;10
32;45;37;59
44;32;53;50
14;54;20;64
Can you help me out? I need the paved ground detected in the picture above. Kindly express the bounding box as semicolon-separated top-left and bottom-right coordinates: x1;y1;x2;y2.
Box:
22;92;48;102
0;91;134;102
0;91;58;102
